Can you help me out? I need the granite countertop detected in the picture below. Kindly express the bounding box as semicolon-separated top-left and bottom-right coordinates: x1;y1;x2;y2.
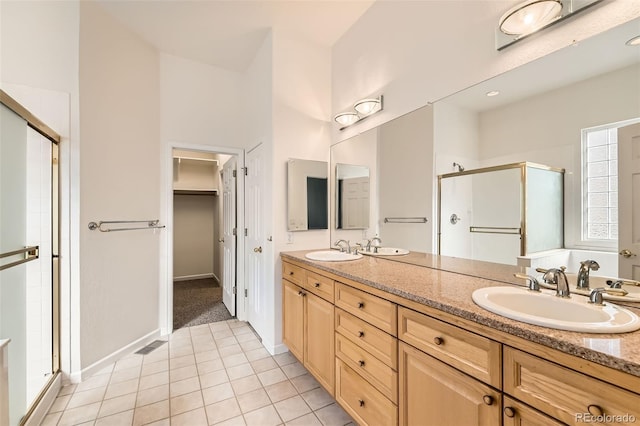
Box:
281;250;640;378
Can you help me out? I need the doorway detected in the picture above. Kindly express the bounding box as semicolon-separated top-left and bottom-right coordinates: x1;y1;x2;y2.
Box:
167;145;244;332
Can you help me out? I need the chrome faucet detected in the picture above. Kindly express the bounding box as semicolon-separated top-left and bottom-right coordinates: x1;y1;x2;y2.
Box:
576;260;600;290
542;268;571;298
366;237;382;253
334;239;351;254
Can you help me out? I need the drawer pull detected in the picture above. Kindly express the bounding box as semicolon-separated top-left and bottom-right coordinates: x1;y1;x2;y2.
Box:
504;407;515;418
358;360;365;367
483;395;494;406
358;331;365;338
358;399;365;407
358;302;365;309
298;291;306;297
314;282;320;288
433;336;444;346
587;405;604;417
289;271;294;275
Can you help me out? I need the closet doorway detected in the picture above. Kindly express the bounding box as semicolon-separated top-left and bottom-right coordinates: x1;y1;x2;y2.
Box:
171;148;239;329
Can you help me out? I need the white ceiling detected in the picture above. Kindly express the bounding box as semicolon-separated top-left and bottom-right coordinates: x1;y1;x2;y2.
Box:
94;0;375;72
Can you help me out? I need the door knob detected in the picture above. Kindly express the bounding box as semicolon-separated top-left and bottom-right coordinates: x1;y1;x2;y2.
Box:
619;249;637;258
218;238;224;243
254;246;262;253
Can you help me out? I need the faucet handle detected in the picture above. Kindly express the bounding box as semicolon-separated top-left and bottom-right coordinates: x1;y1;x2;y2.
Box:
514;273;541;292
588;288;606;306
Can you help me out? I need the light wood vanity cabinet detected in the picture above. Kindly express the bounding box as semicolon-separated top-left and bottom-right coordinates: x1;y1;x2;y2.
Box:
281;266;335;395
281;258;640;426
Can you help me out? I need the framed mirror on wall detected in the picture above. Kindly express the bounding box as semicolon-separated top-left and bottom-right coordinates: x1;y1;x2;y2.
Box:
287;158;328;231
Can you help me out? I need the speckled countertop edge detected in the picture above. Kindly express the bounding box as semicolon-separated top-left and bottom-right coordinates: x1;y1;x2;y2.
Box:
281;251;640;378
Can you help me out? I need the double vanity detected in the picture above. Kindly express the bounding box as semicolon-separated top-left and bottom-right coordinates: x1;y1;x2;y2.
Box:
281;250;640;426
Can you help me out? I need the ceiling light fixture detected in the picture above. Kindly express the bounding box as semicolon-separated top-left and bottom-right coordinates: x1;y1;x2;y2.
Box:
625;35;640;47
334;95;384;130
486;90;500;97
496;0;602;50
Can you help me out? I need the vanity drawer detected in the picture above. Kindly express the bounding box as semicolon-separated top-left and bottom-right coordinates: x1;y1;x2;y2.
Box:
335;282;397;335
503;396;563;426
336;308;397;368
305;270;334;302
336;359;398;426
283;261;306;287
398;307;501;388
336;332;398;403
504;347;640;426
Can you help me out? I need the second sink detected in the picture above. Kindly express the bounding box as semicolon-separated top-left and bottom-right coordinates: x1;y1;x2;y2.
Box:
361;247;409;256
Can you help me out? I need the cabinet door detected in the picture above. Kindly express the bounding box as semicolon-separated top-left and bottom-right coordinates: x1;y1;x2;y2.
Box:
282;280;304;361
503;396;563;426
304;293;335;395
399;342;500;426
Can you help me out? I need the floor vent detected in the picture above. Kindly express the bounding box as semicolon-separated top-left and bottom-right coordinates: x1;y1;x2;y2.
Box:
135;340;166;355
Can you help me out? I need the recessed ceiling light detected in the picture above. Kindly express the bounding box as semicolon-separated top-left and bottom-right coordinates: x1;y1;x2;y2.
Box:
626;35;640;46
486;91;500;97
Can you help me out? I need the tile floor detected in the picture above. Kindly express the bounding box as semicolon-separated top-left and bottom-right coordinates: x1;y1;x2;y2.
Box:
42;320;355;426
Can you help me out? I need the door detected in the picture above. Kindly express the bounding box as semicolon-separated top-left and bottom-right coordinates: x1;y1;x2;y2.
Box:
341;177;369;229
245;144;265;328
221;157;237;316
618;123;640;280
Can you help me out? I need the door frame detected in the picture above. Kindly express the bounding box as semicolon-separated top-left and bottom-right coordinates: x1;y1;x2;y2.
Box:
161;142;245;335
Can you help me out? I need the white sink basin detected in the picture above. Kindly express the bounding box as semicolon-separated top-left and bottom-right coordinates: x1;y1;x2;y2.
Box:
305;250;363;262
472;286;640;333
361;247;409;256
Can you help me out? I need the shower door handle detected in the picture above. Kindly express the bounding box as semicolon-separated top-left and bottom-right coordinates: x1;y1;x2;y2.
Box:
0;246;39;272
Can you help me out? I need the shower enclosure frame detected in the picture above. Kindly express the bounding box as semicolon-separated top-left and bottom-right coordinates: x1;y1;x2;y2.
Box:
1;90;61;425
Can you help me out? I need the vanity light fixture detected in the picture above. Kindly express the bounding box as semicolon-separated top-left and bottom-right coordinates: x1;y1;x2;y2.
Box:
496;0;602;50
334;95;384;130
626;35;640;47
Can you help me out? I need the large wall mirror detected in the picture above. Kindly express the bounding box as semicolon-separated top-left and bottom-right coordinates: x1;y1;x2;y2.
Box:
330;17;640;284
287;158;328;231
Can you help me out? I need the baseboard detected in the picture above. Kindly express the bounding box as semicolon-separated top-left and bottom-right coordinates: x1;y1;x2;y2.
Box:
24;372;62;426
264;342;289;356
70;329;161;383
173;273;214;282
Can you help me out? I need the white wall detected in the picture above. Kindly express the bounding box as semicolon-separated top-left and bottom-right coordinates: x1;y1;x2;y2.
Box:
79;1;161;369
0;0;81;377
173;194;216;279
332;1;640;143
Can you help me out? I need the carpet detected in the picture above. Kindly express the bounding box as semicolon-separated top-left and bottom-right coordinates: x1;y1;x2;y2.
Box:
173;278;233;329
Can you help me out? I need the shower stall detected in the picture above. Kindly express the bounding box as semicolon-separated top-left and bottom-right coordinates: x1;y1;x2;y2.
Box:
438;162;564;265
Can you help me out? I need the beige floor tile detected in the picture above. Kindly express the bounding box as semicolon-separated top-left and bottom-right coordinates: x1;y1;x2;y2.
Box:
136;384;169;407
205;397;242;424
239;339;263;352
48;394;71;413
171;390;204;415
172;407;209;426
197;358;225;375
245;348;271;362
75;373;111;393
94;363;116;376
170;364;199;382
219;344;243;357
242;404;282;426
110;366;141;384
202;382;235;405
212;329;234;340
170;376;201;398
146;418;170;426
58;383;77;396
257;367;287;387
95;409;134;426
57;402;101;426
132;400;170;426
286;412;322;426
190;324;213;336
226;363;255;381
281;362;307;379
141;359;169;377
314;403;352;426
300;387;334;411
209;322;231;332
114;356;143;371
274;352;298;367
235;332;259;343
214;415;246;426
105;378;139;399
230;375;263;395
98;392;137;418
41;411;62;426
193;341;218;353
223;353;249;368
265;381;299;403
274;395;311;422
195;349;221;363
236;388;272;413
66;386;107;409
217;336;239;348
170;344;195;358
170;354;196;370
231;326;253;336
138;371;169;391
290;374;320;394
227;320;244;329
143;347;168;363
200;369;229;389
250;357;278;373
